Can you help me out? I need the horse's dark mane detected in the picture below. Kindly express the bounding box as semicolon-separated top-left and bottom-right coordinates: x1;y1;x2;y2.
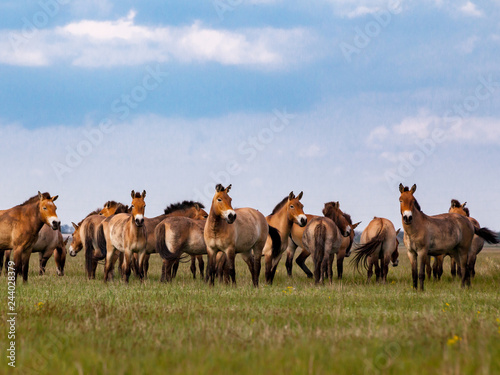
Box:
20;192;51;206
323;202;348;229
403;186;422;212
164;200;204;215
104;201;130;214
342;212;353;225
270;196;289;216
133;192;142;198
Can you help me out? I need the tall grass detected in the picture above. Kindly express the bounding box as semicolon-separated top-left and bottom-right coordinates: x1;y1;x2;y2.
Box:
1;247;499;374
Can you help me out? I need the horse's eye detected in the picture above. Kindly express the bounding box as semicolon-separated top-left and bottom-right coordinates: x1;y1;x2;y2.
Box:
43;207;47;210
217;198;222;202
290;205;294;209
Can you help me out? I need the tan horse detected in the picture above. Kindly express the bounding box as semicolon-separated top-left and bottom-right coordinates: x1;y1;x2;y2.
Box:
0;192;60;282
262;192;307;285
3;226;68;277
430;199;498;279
399;184;497;290
156;216;207;282
204;184;272;287
98;190;147;283
70;202;130;279
351;217;400;283
134;201;208;280
285;202;354;280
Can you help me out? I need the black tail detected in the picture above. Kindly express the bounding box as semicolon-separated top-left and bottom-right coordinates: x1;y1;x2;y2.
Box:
350;233;384;273
268;225;282;259
314;223;326;265
475;227;499;244
84;222;95;278
96;223;107;261
156;224;187;262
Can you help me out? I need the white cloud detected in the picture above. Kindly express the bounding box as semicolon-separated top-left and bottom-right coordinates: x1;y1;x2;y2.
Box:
299;144;326;158
0;11;317;69
367;126;390;147
459;1;483;17
457;35;479;54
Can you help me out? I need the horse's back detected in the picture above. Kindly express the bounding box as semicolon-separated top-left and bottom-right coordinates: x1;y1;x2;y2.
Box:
234;208;268;248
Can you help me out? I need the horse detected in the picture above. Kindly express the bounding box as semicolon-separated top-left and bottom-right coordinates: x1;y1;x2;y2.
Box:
98;190;147;283
284;201;354;280
399;184;498;290
3;225;68;277
262;192;307;285
156;216;207;282
69;202;130;279
133;201;208;280
0;192;60;282
204;184;274;287
351;217;400;283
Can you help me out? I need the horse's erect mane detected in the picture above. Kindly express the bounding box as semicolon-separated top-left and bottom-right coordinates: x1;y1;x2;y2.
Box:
20;192;51;206
104;201;130;214
164;200;204;215
323;202;348;228
450;199;470;217
270;196;289;216
403;186;422;212
342;212;353;225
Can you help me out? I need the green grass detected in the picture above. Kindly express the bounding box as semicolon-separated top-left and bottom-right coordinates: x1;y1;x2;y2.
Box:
1;246;500;375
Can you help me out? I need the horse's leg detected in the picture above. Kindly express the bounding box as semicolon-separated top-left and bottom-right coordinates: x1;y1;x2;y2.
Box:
122;251;132;283
104;249;116;282
417;250;427;291
264;253;274;284
54;247;65;276
425;256;431;280
137;251;146;281
39;252;46;275
450;257;457;278
22;249;33;283
296;249;313;279
407;250;418;290
270;253;283;284
4;250;11;276
225;248;236;286
252;238;266;287
0;250;3;274
172;258;180;279
458;248;471;288
285;241;297;277
198;255;205;280
468;252;478;279
207;249;217;286
190;256;197;279
143;253;150;280
337;253;345;280
92;258;98;279
374;257;381;283
367;258;374;283
12;248;24;283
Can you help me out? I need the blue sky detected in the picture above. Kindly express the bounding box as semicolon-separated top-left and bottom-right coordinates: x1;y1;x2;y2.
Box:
0;0;499;231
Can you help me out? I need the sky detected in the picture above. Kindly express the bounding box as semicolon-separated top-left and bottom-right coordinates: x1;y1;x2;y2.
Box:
0;0;499;231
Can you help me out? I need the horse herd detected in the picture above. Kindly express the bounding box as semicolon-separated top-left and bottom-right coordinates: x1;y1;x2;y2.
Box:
0;184;498;290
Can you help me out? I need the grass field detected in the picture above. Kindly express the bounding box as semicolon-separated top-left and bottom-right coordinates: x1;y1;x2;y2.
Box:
1;246;500;375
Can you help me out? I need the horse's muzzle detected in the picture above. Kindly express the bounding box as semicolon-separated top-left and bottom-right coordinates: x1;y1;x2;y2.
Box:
226;213;236;224
298;215;307;227
392;260;399;267
51;221;61;230
135;218;144;227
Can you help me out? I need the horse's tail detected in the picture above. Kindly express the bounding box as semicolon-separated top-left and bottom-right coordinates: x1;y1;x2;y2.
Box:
96;223;107;261
84;222;95;278
350;232;384;272
475;227;499;244
314;222;326;264
268;225;282;259
156;224;185;262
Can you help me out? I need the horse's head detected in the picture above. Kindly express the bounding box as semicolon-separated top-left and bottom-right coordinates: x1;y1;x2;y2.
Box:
69;222;81;257
399;183;417;225
192;203;209;220
392;228;401;267
287;191;307;227
345;221;361;257
449;199;469;217
212;184;236;224
130;190;146;227
323;201;351;237
38;192;60;230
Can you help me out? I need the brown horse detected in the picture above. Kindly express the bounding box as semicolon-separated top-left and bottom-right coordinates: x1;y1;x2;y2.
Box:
285;202;354;280
99;190;147;283
262;192;307;285
399;184;497;290
3;225;68;277
204;184;273;287
351;217;400;283
70;202;130;279
0;192;60;282
156;216;207;282
133;201;208;280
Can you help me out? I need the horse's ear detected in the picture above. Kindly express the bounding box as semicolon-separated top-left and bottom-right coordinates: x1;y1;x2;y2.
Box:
194;203;200;211
399;183;404;193
297;191;303;200
462;202;467;208
410;184;417;194
64;237;69;245
335;201;340;208
288;192;295;201
226;184;232;193
38;191;43;200
52;195;58;202
352;221;361;230
131;190;135;199
72;222;78;230
396;228;401;236
142;190;146;199
215;184;224;192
